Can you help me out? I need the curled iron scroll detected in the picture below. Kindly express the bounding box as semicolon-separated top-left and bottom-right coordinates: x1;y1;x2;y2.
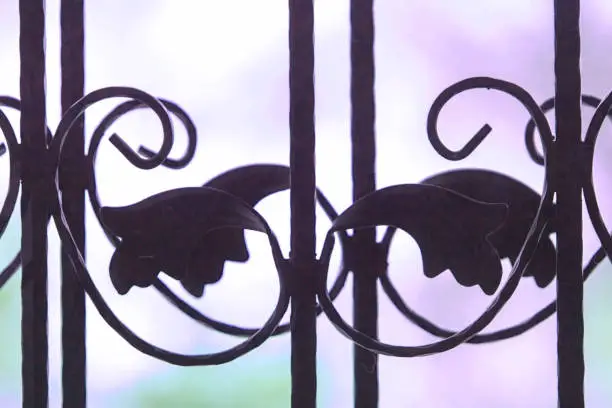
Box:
371;85;611;345
377;92;608;344
0;96;35;289
50;87;292;366
583;90;612;264
427;77;554;161
15;77;606;364
50;86;353;365
84;96;350;338
87;98;199;247
315;77;556;356
524;94;609;166
317;184;553;356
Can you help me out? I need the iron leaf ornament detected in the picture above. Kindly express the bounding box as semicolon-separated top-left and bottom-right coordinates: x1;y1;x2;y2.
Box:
100;164;291;297
201;164;291;265
100;187;266;296
100;165;560;298
327;184;509;295
422;169;557;288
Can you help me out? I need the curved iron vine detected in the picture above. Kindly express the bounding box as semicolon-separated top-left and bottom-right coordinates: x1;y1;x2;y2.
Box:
0;76;610;365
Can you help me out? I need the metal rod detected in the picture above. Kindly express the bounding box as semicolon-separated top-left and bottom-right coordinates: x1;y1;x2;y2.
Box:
60;0;87;406
553;1;584;407
350;0;379;406
19;0;49;406
288;0;317;407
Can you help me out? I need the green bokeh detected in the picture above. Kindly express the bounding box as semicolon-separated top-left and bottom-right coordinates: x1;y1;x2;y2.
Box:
114;356;291;407
0;216;23;402
0;267;20;390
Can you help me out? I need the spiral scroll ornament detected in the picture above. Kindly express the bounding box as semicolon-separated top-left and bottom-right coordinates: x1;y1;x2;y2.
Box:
1;76;609;366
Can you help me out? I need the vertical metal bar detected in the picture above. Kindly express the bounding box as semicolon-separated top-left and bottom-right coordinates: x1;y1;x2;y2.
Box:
350;0;378;407
288;0;317;406
60;0;86;406
553;1;584;407
19;0;49;406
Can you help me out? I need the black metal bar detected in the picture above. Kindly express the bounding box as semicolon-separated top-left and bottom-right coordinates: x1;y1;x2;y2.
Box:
19;0;49;406
350;0;378;407
288;0;317;406
60;0;87;406
553;1;584;407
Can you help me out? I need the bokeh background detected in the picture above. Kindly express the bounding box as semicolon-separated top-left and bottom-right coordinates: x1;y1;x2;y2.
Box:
2;0;612;407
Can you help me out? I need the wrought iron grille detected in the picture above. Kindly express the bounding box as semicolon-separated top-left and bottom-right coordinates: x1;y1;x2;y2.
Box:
0;0;606;406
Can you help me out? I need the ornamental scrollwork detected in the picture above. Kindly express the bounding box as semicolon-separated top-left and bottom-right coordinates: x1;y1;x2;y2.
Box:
1;76;611;365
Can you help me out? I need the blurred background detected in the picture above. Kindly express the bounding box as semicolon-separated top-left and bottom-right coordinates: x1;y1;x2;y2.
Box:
2;0;612;406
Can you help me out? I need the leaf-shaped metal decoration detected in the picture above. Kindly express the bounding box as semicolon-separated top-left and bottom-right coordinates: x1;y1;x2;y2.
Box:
202;164;290;264
328;184;508;295
422;169;557;288
100;187;271;296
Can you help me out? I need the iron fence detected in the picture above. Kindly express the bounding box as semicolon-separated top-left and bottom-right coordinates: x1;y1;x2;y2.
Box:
0;0;605;406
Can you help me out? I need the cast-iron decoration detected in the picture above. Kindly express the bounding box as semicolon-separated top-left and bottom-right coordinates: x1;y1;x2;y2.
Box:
0;81;610;363
6;1;601;406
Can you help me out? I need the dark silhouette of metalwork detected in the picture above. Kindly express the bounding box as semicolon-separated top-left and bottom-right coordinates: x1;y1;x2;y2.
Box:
0;0;603;407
